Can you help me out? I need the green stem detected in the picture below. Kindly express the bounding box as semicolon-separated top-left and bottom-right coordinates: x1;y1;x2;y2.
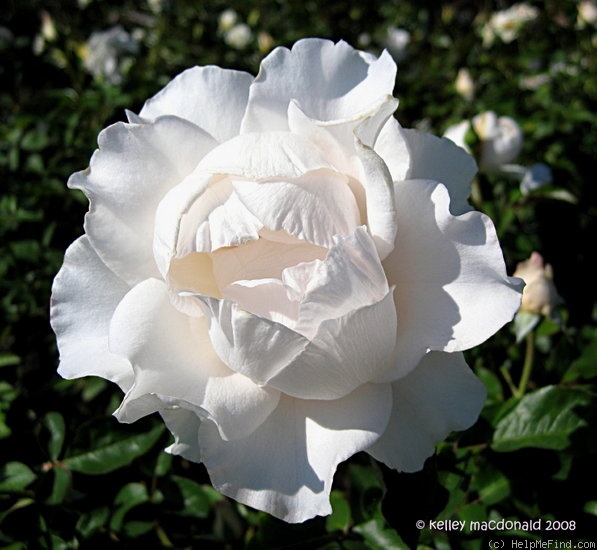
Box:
517;332;535;396
500;365;518;397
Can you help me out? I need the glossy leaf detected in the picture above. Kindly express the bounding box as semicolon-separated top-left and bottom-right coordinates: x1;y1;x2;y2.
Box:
0;462;36;492
41;412;65;462
110;482;149;532
170;476;221;518
354;518;409;550
62;424;163;474
326;490;351;533
492;386;593;452
76;507;110;538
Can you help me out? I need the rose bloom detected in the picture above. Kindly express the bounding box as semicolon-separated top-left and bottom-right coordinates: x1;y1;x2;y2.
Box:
444;111;523;173
82;26;139;85
51;39;522;523
482;3;539;46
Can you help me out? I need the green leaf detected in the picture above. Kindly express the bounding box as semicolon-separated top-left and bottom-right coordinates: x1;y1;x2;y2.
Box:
563;340;597;383
0;462;36;492
154;451;173;477
348;463;385;521
76;507;110;538
457;503;486;533
475;365;504;404
472;464;511;506
110;482;149;532
0;411;10;440
326;490;351;533
63;424;163;474
584;501;597;516
123;520;154;538
0;353;20;368
514;311;541;343
492;386;592;452
41;412;65;462
170;476;221;518
354;518;409;550
45;467;71;505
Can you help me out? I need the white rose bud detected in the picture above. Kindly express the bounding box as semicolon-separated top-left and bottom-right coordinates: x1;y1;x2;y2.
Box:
218;9;238;32
472;111;523;171
51;39;522;523
224;23;252;50
455;68;475;101
513;252;560;316
578;1;597;28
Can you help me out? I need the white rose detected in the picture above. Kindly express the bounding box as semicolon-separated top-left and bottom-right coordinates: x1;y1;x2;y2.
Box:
224;23;253;50
482;3;539;46
444;111;523;172
473;111;523;171
83;26;139;85
51;39;522;523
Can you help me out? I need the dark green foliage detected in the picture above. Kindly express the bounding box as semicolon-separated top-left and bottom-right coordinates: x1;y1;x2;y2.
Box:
1;1;595;547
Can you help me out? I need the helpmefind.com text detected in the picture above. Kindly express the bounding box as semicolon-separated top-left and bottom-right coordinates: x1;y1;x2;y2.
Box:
416;519;594;549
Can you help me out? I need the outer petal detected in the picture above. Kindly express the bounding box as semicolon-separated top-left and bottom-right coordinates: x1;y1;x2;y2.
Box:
199;382;392;523
368;351;486;472
376;119;477;215
160;407;202;463
138;66;253;143
71;116;216;284
241;39;397;132
110;278;280;441
380;179;522;381
50;236;133;391
287;94;398;177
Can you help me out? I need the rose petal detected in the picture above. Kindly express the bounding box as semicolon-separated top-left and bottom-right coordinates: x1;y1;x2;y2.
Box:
195;295;309;385
376;119;477;215
368;351;486;472
380;179;523;381
198;131;331;181
197;290;396;401
231;169;360;248
223;278;300;328
212;235;327;289
110;278;280;441
50;236;133;391
197;229;397;400
267;290;397;399
285;227;390;337
161;407;202;463
138;66;253;143
401;127;477;215
199;382;392;523
287;94;398;177
353;132;397;259
241;38;396;132
71;116;216;284
372;117;410;183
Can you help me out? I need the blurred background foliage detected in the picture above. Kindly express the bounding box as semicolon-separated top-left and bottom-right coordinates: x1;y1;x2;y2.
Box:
1;0;596;548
